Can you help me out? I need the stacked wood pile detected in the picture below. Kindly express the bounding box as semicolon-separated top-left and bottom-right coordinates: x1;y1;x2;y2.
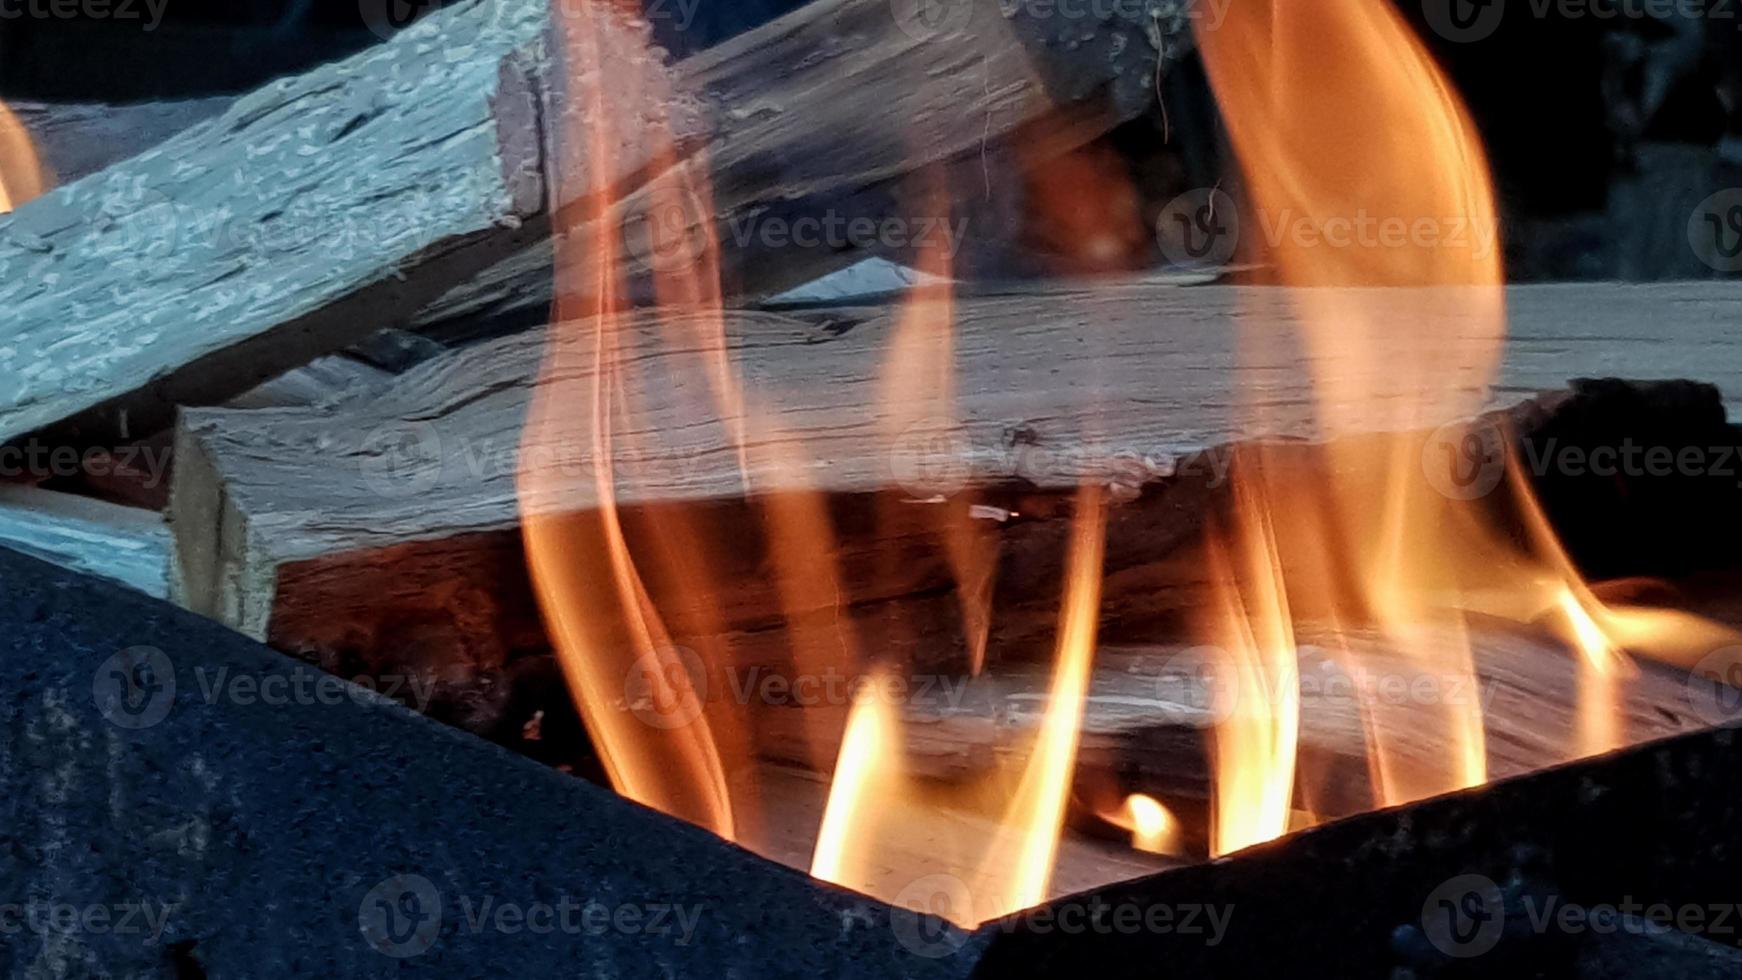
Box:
5;0;1742;886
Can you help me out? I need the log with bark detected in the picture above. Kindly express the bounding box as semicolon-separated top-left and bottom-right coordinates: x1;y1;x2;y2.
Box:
0;0;1167;448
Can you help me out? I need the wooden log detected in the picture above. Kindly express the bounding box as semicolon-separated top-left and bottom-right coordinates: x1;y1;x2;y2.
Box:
0;0;553;449
168;281;1742;660
408;0;1166;339
0;485;168;598
0;0;1147;444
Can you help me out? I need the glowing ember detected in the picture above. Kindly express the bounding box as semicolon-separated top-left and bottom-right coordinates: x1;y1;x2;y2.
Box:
1114;794;1182;857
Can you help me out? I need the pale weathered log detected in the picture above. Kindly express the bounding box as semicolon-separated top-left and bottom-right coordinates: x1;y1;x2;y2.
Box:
168;281;1742;660
0;485;168;598
0;0;553;449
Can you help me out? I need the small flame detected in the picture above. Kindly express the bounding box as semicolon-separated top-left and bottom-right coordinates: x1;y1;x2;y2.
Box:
0;101;45;212
810;486;1106;922
1110;794;1182;857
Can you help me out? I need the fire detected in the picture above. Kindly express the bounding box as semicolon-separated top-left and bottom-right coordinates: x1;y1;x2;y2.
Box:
809;486;1105;924
0;101;45;212
1191;0;1739;850
519;0;1740;929
1105;794;1183;857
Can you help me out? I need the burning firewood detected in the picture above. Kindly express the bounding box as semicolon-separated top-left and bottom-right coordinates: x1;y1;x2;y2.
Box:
167;280;1742;667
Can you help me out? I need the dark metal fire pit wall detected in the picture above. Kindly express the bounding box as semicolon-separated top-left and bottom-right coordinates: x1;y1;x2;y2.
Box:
10;547;1742;979
0;548;982;978
970;720;1742;979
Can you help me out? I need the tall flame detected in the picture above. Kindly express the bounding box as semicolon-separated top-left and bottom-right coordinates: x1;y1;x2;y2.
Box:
1192;0;1738;849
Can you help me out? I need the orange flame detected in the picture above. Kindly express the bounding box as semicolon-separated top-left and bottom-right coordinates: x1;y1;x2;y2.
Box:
1191;0;1740;845
0;102;45;212
521;0;1742;931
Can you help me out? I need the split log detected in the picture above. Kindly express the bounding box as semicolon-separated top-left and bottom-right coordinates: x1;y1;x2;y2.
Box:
0;485;168;598
0;0;552;449
168;281;1742;664
1;0;1160;446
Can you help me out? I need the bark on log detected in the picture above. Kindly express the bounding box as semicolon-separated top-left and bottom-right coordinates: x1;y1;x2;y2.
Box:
168;281;1742;662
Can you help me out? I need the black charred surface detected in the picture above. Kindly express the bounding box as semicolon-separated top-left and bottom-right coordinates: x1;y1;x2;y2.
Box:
0;547;979;978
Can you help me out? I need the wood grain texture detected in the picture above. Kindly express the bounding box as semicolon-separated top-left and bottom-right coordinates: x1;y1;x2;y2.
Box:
411;0;1150;335
0;0;552;448
169;280;1742;651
